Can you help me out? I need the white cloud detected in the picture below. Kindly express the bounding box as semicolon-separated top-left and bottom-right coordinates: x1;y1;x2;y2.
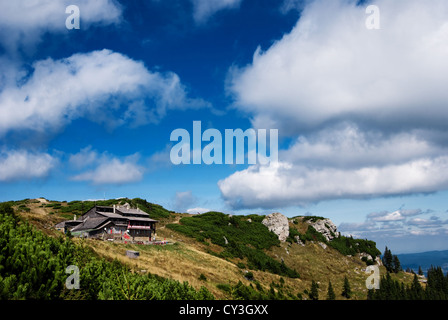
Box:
71;153;144;185
0;149;56;181
173;191;197;212
191;0;242;23
0;49;209;135
407;216;448;228
187;207;212;215
338;207;448;252
282;125;447;169
221;0;448;209
0;0;122;52
338;220;377;233
280;0;313;14
230;0;448;133
369;210;405;222
68;146;99;170
339;208;446;234
219;156;448;209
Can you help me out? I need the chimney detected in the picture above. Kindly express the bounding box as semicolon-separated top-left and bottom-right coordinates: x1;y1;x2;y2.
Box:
113;204;116;214
74;214;77;221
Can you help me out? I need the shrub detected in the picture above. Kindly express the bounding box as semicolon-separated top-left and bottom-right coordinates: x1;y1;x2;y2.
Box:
245;272;254;281
167;212;300;278
0;202;213;300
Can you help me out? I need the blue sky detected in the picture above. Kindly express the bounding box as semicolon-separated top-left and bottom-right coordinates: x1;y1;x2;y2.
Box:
1;0;448;254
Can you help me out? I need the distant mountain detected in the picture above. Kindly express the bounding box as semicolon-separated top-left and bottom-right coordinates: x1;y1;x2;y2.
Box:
397;250;448;275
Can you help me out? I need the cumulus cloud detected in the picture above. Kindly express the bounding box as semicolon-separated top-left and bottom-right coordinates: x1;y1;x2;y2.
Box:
0;49;209;136
368;210;406;222
68;146;99;170
221;0;448;209
70;148;144;185
219;156;448;209
339;208;447;237
172;191;198;212
0;149;56;181
187;207;212;215
0;0;122;53
230;0;448;133
281;125;448;169
407;216;448;228
191;0;242;23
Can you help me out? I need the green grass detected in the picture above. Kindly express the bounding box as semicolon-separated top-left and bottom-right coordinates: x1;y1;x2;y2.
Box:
167;212;300;278
0;202;212;300
329;236;381;258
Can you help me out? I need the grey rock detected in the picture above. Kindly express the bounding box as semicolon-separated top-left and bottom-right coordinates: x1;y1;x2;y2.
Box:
318;242;327;250
262;212;289;242
359;252;373;261
306;218;340;242
294;236;305;246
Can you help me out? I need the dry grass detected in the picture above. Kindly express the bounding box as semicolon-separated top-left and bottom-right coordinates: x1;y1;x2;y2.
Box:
11;199;418;300
82;238;251;299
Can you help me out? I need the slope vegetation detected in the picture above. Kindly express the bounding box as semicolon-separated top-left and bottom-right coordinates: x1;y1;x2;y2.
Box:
3;198;416;300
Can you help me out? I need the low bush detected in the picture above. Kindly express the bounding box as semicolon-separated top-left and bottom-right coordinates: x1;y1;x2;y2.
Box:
167;212;300;278
0;203;213;300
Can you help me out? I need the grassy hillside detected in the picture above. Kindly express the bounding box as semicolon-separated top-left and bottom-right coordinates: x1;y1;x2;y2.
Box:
166;212;300;278
3;198;417;300
0;202;212;300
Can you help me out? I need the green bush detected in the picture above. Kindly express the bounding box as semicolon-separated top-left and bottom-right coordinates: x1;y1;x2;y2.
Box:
329;236;380;258
167;212;300;278
286;227;301;243
0;202;213;300
245;272;254;281
216;280;298;300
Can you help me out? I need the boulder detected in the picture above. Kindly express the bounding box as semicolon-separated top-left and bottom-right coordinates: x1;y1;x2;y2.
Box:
262;212;289;242
294;236;305;246
318;242;327;250
359;252;373;261
306;218;339;242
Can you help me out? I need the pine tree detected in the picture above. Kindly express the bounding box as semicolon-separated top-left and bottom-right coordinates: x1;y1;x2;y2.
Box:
326;281;335;300
309;280;319;300
393;255;401;273
409;273;423;300
382;246;393;273
341;276;352;299
418;266;424;276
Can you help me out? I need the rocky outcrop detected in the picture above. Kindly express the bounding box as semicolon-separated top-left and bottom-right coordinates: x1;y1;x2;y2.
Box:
359;252;373;262
262;212;289;242
305;218;340;242
294;236;305;246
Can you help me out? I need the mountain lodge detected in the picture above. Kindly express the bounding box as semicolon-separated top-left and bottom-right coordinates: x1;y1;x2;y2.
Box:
55;204;158;243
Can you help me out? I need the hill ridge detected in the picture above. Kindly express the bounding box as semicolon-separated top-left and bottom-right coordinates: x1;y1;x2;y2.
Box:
3;197;416;300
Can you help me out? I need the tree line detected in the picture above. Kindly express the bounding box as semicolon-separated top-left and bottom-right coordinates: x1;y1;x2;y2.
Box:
368;266;448;300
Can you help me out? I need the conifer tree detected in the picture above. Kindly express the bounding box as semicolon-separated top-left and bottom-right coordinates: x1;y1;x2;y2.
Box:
341;276;352;299
393;255;401;273
382;246;393;273
309;280;319;300
326;281;335;300
410;274;423;300
418;266;424;276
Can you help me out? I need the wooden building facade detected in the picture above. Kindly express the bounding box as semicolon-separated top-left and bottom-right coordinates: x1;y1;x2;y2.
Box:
57;204;158;242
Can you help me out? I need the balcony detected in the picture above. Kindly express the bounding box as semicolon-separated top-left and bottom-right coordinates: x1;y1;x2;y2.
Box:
127;222;151;230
